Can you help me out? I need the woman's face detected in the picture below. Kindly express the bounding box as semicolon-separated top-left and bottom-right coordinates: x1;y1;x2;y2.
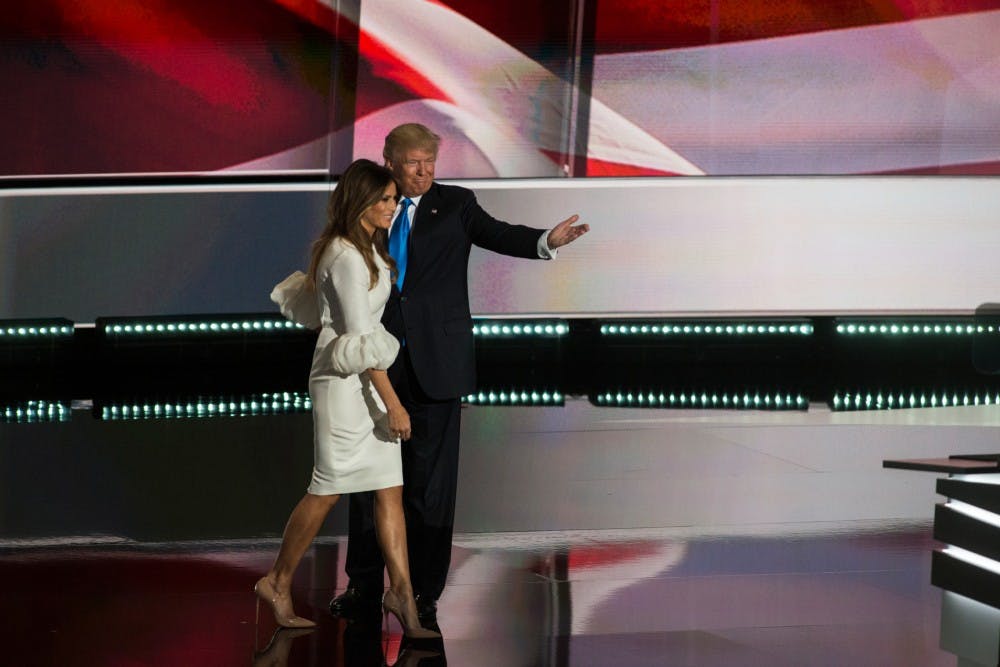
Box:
359;181;398;236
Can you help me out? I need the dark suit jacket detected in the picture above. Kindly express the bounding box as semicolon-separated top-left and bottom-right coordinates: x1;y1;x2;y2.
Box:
381;181;545;400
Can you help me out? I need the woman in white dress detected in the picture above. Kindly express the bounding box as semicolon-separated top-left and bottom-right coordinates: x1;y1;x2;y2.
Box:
255;159;438;639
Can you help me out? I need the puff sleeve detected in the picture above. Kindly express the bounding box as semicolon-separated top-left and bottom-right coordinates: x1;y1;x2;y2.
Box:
326;249;399;374
270;271;321;330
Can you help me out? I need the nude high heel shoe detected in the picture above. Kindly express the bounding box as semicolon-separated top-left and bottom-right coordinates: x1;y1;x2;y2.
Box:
254;576;317;629
381;589;441;639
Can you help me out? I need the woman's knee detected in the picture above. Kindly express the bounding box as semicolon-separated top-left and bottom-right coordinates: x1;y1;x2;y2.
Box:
374;485;403;506
306;492;341;510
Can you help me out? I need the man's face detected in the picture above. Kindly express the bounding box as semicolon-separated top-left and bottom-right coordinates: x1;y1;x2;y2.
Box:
387;146;436;198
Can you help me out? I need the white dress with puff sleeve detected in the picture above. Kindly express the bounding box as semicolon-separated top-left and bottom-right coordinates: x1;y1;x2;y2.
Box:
271;237;401;495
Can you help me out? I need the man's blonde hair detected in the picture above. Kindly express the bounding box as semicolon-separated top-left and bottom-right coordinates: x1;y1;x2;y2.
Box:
383;123;441;163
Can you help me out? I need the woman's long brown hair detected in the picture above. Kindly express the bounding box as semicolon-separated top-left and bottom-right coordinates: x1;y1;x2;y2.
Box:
308;159;397;290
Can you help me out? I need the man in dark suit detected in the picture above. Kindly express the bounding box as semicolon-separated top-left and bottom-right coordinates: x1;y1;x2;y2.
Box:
330;123;588;625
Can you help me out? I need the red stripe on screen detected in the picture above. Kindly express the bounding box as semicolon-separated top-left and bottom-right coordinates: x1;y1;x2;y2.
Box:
594;0;1000;53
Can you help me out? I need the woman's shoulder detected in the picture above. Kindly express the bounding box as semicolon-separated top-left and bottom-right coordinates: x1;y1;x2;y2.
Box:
319;237;375;284
319;237;363;268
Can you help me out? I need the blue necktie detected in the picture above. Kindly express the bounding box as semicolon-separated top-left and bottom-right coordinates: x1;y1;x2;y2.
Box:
388;198;412;291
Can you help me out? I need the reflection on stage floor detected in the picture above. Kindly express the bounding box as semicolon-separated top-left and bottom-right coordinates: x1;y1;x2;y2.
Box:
4;399;997;665
1;524;949;666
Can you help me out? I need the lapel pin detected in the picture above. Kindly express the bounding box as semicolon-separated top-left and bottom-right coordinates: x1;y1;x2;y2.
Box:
431;209;437;214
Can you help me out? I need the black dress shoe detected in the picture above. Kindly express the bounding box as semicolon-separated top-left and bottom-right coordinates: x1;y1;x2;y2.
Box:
329;586;381;621
414;594;438;624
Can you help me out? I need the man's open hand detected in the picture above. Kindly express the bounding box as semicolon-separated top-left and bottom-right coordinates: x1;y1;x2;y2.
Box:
546;214;589;249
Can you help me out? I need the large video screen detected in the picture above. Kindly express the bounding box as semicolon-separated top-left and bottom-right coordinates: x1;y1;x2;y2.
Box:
2;0;999;179
590;0;1000;175
0;0;338;179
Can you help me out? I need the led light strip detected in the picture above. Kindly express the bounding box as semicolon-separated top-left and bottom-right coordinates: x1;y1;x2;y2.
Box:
942;545;1000;577
952;474;1000;485
594;390;808;410
463;389;564;405
2;400;72;423
830;389;1000;411
472;321;568;336
102;319;304;335
835;321;996;335
600;322;813;336
946;500;1000;530
98;392;312;420
0;325;74;337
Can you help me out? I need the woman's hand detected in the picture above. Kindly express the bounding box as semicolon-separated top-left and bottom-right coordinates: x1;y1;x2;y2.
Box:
387;405;411;441
366;368;410;440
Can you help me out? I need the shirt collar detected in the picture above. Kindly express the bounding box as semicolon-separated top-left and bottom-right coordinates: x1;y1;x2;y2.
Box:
393;194;421;224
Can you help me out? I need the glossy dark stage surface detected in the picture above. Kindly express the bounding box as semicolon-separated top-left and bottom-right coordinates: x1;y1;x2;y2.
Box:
3;525;945;666
5;400;998;666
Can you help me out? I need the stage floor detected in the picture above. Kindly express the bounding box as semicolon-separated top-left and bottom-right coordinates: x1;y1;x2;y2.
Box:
4;400;998;665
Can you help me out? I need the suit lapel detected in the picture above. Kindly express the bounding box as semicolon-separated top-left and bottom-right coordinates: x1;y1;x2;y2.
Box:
407;183;441;284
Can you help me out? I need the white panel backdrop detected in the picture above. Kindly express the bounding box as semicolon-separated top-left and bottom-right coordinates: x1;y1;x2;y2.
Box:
2;177;998;320
467;177;1000;315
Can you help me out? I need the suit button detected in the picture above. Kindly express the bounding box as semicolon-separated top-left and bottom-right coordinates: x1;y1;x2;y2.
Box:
400;296;408;302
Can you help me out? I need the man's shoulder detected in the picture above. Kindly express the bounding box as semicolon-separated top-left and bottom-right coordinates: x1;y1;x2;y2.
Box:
430;181;475;201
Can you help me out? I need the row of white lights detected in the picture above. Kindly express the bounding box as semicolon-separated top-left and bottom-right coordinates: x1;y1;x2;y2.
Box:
101;389;568;415
8;320;997;338
595;391;807;409
836;322;996;335
3;401;71;422
100;393;311;420
831;390;1000;410
104;320;304;334
472;322;568;336
601;323;813;336
15;320;997;338
463;390;563;405
1;326;74;337
103;320;566;336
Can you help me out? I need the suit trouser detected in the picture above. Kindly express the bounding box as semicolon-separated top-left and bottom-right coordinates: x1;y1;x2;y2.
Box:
345;347;462;601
